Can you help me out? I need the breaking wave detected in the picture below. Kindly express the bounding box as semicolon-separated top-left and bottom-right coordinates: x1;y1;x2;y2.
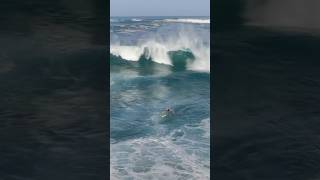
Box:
110;27;210;72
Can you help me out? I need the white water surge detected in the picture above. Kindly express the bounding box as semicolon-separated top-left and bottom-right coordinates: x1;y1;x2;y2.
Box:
110;27;210;72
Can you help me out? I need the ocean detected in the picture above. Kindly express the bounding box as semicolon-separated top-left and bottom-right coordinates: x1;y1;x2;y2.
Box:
0;1;108;179
213;26;320;179
110;17;210;179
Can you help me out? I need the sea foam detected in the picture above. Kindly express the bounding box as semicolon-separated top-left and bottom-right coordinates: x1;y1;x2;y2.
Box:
111;118;210;180
110;26;210;72
163;18;210;24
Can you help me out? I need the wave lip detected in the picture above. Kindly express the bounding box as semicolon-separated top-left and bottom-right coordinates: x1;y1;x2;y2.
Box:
163;18;210;24
110;45;210;72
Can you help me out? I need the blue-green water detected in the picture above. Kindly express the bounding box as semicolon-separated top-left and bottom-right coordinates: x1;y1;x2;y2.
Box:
110;17;210;179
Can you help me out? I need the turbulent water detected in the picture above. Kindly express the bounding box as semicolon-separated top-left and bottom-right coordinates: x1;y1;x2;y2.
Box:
0;1;108;179
213;26;320;180
110;17;210;179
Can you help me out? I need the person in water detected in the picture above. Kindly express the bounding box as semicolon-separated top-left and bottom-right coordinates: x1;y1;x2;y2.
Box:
166;108;174;115
161;108;174;118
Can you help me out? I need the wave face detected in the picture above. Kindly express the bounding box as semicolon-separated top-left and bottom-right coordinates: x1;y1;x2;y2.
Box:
110;18;210;72
110;17;210;179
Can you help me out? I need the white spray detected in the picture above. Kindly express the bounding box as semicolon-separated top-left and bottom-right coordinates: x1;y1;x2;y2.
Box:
110;25;210;72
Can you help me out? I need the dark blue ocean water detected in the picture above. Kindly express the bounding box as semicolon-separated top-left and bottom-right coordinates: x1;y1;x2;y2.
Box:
110;17;210;179
213;26;320;180
0;1;108;179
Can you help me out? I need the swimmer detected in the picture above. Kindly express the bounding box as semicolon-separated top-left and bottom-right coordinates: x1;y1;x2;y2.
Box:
160;107;174;118
166;108;174;114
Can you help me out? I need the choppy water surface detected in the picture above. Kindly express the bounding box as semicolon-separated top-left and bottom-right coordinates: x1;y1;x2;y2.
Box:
0;1;108;179
213;26;320;180
110;17;210;179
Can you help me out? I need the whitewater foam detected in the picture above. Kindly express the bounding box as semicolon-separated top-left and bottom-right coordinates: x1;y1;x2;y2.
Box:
131;18;143;22
111;115;210;179
111;134;209;179
110;26;210;72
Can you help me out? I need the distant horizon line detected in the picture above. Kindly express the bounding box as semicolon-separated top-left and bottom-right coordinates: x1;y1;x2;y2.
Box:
110;15;210;17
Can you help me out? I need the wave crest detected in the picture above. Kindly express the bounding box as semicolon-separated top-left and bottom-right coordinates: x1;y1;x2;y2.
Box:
110;27;210;72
